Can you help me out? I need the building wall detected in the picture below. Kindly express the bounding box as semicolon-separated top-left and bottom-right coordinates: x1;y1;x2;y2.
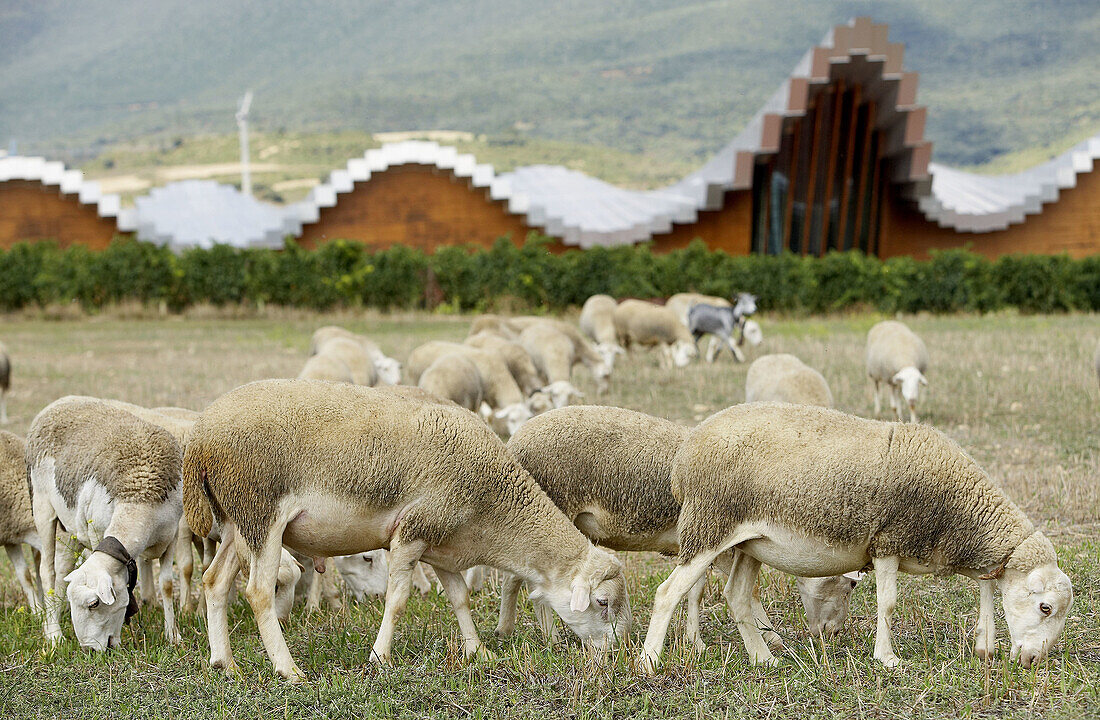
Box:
0;181;118;250
297;165;539;251
648;190;754;254
879;168;1100;259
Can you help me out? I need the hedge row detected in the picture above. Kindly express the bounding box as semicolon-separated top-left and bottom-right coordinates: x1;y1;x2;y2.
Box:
1;236;1097;314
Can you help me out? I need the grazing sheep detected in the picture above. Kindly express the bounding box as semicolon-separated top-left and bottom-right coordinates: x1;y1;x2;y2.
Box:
335;550;433;601
407;342;538;436
0;340;9;424
184;379;631;680
579;295;626;368
0;431;41;610
665;293;731;327
687;294;758;363
640;402;1073;670
464;331;546;396
745;354;833;408
866;320;929;423
467;315;521;340
517;325;590;407
311;325;401;385
418;354;485;411
298;353;355;384
613;300;698;368
28;397;183;649
509;317;614;391
317;337;378;386
499;406;855;647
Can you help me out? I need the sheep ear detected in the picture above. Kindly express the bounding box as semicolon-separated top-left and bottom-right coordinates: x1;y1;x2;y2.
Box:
93;573;116;605
570;579;591;613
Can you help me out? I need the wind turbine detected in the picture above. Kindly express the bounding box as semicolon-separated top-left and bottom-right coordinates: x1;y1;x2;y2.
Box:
236;90;253;196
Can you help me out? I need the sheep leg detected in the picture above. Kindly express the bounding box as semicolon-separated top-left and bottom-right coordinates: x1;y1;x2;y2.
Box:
34;504;63;644
974;579;996;660
639;548;724;673
5;544;41;612
495;572;523;638
0;390;7;424
435;567;493;660
322;563;342;610
176;523;196;613
243;531;304;682
872;555;901;667
198;538;215;609
305;563;322;612
203;533;241;674
684;575;707;653
705;337;720;363
723;551;777;666
157;541;181;644
533;597;562;643
724;331;745;363
714;551;784;651
411;561;432;595
370;537;429;666
892;386;906;422
136;556;157;605
658;344;672;369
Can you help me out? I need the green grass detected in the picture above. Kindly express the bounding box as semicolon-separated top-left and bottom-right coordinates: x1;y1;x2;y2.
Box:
0;310;1097;718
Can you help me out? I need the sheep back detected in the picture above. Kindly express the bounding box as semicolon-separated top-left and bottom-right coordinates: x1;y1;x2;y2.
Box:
0;430;33;545
866;321;929;380
613;300;691;347
579;295;619;345
672;403;1032;572
418;354;484;411
745;354;833;408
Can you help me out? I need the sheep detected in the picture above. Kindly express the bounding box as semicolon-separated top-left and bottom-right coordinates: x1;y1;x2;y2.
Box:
464;331;546;396
335;550;433;601
612;300;698;368
316;337;378;386
499;406;856;648
742;319;764;348
0;430;41;610
508;317;615;391
517;324;590;407
311;325;401;385
665;293;731;327
407;342;540;436
27;397;183;650
0;340;9;424
184;379;631;680
579;295;626;368
639;402;1073;670
418;354;485;412
686;294;758;363
467;315;521;340
298;353;355;384
866;320;929;423
745;354;833;408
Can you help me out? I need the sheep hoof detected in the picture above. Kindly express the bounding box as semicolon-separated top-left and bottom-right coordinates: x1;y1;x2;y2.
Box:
750;653;779;667
692;639;707;655
472;645;496;662
875;653;902;669
279;666;307;684
765;637;786;653
165;626;182;645
494;626;514;639
369;650;392;667
634;653;660;676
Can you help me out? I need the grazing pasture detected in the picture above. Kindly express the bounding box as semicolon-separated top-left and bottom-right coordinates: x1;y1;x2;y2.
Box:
0;310;1096;719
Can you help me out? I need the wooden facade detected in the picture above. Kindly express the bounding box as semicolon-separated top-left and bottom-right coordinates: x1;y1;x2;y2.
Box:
0;180;118;250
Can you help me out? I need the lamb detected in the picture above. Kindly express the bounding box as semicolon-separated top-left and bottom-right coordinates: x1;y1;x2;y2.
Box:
0;340;10;424
639;402;1073;670
517;324;591;407
407;342;539;436
1;430;41;610
298;353;354;384
311;325;401;385
184;379;631;680
464;331;546;396
499;406;856;647
27;397;183;649
665;293;731;327
418;354;485;412
745;354;833;408
686;293;758;363
579;295;626;368
866;320;929;423
315;336;378;386
612;300;698;368
508;317;615;390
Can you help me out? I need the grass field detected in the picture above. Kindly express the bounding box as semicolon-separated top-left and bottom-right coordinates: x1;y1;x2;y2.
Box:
0;310;1097;719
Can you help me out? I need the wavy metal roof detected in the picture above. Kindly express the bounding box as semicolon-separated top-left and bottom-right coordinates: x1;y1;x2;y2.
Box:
0;155;124;221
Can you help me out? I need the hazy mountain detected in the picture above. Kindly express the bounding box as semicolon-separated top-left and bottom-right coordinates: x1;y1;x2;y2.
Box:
2;0;1098;167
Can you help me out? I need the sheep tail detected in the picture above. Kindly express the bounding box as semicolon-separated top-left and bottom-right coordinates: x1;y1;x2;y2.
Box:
182;450;217;537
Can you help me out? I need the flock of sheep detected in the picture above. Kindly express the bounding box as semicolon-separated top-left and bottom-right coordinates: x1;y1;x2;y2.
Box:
0;296;1081;683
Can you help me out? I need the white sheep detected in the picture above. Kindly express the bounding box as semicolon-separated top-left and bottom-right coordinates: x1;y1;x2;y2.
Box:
463;331;546;396
579;295;626;368
418;354;485;411
311;325;401;385
517;324;589;407
745;354;833;408
640;402;1073;670
0;340;9;424
508;317;615;391
298;353;355;384
335;550;433;600
866;320;929;423
500;405;857;647
316;336;378;386
1;430;41;610
27;397;183;649
612;300;698;368
184;379;631;680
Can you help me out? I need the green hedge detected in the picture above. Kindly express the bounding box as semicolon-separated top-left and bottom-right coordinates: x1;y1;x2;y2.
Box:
1;236;1097;314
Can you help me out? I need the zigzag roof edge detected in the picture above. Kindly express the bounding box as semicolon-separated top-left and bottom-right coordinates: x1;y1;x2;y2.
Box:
0;155;124;220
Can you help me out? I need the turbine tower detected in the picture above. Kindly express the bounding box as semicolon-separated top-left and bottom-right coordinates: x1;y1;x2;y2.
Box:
236;90;253;196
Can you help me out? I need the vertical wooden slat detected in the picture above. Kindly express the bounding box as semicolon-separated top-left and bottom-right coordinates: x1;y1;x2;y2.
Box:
818;82;845;256
865;131;884;255
781;122;800;252
836;85;861;250
800;91;826;255
851;99;876;250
